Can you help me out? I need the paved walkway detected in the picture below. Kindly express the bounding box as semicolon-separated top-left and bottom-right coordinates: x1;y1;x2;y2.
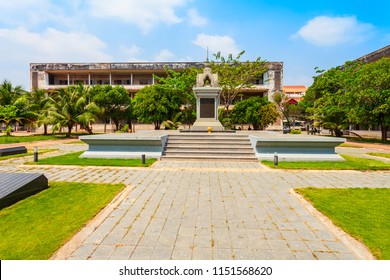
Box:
1;139;389;260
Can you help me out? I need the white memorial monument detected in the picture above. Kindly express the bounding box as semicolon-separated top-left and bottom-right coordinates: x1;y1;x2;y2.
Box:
191;65;224;131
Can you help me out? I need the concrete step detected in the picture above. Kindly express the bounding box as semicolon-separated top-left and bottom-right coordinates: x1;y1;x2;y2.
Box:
161;133;257;162
161;154;258;162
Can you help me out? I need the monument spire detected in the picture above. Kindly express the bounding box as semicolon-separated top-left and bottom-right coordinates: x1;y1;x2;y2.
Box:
206;46;209;63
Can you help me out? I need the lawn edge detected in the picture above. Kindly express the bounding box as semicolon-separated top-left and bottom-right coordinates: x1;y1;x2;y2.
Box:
50;184;134;260
289;188;376;260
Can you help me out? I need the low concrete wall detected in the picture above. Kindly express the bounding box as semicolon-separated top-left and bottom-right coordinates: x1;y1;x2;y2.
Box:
79;134;168;159
250;135;345;161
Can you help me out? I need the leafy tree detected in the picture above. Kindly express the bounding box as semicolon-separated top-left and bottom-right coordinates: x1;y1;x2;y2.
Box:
14;88;51;134
92;85;132;132
48;85;100;137
132;85;181;129
155;68;199;127
0;105;22;136
305;62;361;137
272;91;304;129
210;51;268;115
231;96;279;130
349;57;390;142
0;80;24;106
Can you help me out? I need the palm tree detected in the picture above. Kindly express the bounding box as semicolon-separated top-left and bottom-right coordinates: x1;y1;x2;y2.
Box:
0;80;24;106
48;85;101;137
14;88;52;134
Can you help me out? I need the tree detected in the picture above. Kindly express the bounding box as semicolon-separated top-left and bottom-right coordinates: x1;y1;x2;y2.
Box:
14;88;51;134
272;91;304;129
0;105;22;136
0;80;24;106
132;85;181;129
231;97;279;130
92;85;132;132
349;57;390;142
155;68;199;127
304;61;361;137
210;51;268;114
48;85;100;137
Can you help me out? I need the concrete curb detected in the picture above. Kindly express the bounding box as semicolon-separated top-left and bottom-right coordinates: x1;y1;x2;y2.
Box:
289;188;376;260
50;184;135;260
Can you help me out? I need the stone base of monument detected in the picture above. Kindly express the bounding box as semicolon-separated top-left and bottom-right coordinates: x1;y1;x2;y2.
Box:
191;118;225;132
249;135;346;161
79;134;168;159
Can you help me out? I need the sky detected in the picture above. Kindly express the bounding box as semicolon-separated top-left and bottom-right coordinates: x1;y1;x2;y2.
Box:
0;0;389;90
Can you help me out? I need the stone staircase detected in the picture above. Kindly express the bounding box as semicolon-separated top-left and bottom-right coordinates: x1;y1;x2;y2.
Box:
161;133;257;162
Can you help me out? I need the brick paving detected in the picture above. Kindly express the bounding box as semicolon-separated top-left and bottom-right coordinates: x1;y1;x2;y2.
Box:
1;141;389;260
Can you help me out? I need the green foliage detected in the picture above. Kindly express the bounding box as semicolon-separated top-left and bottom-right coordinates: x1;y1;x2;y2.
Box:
296;188;390;259
92;85;132;131
0;181;125;259
162;112;182;130
210;51;268;113
115;124;130;133
0;80;24;106
155;68;199;126
48;85;100;137
305;58;390;141
133;85;181;129
0;105;22;136
290;129;302;134
231;97;279;130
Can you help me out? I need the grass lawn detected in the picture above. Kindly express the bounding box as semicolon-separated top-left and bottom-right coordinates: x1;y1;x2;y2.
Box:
339;143;363;148
0;181;125;259
262;154;390;170
295;188;390;259
368;152;390;159
27;151;157;167
0;133;91;144
0;149;58;161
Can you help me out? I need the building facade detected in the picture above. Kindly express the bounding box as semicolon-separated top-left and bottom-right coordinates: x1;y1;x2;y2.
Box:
30;61;283;102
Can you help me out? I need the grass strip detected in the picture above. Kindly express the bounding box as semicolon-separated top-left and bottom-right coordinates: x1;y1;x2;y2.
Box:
27;151;156;167
0;149;58;161
0;181;125;259
295;187;390;259
262;154;390;170
367;152;390;159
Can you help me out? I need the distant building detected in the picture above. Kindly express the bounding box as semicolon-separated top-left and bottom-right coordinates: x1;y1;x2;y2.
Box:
355;44;390;63
283;85;306;105
30;61;283;102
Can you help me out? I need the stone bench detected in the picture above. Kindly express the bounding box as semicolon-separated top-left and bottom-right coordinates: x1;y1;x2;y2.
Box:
0;146;27;157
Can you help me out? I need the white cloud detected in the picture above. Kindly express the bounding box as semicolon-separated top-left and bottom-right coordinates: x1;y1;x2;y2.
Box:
119;44;143;61
155;49;175;61
294;16;373;46
0;27;111;62
187;8;207;26
86;0;188;33
193;33;241;57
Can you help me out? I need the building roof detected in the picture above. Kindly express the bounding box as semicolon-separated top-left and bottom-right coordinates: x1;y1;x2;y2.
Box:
283;85;307;92
355;44;390;63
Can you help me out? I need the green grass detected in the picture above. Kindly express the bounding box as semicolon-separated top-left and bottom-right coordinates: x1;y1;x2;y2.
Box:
262;154;390;170
339;143;363;148
0;133;92;144
0;149;58;161
295;188;390;259
0;181;125;259
27;151;157;167
368;152;390;159
345;136;390;145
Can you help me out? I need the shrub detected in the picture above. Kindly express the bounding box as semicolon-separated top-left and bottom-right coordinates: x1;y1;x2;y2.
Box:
290;129;302;134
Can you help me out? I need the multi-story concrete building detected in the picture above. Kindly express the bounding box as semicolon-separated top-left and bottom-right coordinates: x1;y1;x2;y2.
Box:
30;61;283;101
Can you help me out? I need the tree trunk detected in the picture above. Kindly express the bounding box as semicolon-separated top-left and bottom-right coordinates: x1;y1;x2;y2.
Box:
381;125;388;143
43;124;48;135
66;125;72;138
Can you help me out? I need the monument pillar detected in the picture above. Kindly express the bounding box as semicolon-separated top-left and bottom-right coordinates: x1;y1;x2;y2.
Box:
191;66;224;131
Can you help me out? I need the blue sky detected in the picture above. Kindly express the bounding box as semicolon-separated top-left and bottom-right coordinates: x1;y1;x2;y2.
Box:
1;0;389;90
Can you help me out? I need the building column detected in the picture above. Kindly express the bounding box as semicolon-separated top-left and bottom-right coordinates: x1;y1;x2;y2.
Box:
67;73;70;85
109;72;112;85
131;73;133;85
88;73;91;86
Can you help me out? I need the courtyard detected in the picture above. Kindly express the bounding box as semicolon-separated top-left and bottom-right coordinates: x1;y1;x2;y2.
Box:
0;132;389;260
